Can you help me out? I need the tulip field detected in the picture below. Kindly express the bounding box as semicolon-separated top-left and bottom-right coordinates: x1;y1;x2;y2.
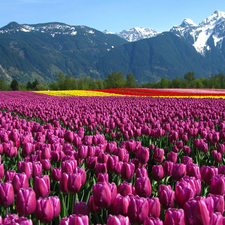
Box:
1;88;225;224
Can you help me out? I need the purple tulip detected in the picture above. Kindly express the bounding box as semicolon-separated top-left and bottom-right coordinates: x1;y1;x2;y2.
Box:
136;167;148;178
208;193;224;214
5;170;16;182
144;217;163;225
186;163;201;180
51;167;62;182
73;201;89;216
48;196;61;218
88;195;101;214
34;175;50;198
87;156;97;170
184;196;212;225
201;166;218;186
107;155;119;173
118;181;134;196
210;174;225;195
164;208;185;225
36;197;54;224
153;148;164;164
12;172;29;194
128;195;149;224
167;151;178;163
175;181;195;208
78;145;88;159
68;173;82;193
183;145;191;155
111;194;130;216
60;172;69;194
60;214;89;225
32;161;42;178
158;185;175;209
218;165;225;175
121;162;135;180
22;143;35;156
163;161;174;177
152;165;164;181
107;215;130;225
182;156;193;164
172;163;186;181
212;150;222;163
180;176;201;196
137;146;150;164
16;188;36;216
95;163;107;177
18;161;33;179
147;197;161;218
5;146;18;158
0;182;15;207
135;176;152;198
93;182;111;208
74;167;86;186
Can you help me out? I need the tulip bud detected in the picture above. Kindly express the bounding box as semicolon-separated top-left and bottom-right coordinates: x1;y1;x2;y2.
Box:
107;215;130;225
154;148;164;164
210;174;225;196
5;170;16;183
118;181;134;196
137;146;150;164
152;165;164;181
121;162;135;180
88;195;101;214
172;163;186;181
32;161;42;178
68;173;82;193
147;197;161;218
183;145;191;155
93;182;111;208
201;166;218;186
175;181;195;208
0;182;14;207
12;172;29;194
186;163;201;180
164;208;185;225
74;201;89;216
48;196;61;218
60;172;70;194
208;193;224;214
163;161;174;177
16;188;36;216
18;161;33;179
167;151;178;163
128;195;149;224
34;175;50;198
95;163;107;177
41;159;51;171
107;155;119;173
158;185;175;209
36;197;54;223
51;167;62;182
144;217;163;225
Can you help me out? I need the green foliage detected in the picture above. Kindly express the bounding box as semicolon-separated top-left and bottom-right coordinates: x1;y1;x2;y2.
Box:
126;73;136;88
10;79;19;90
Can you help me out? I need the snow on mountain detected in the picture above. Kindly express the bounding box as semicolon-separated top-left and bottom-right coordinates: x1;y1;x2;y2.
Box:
0;22;95;36
170;10;225;55
104;27;159;42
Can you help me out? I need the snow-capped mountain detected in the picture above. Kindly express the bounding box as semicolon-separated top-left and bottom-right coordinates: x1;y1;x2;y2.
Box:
170;10;225;55
0;22;97;37
104;27;159;42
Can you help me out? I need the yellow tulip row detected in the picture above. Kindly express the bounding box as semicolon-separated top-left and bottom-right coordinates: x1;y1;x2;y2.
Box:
34;90;225;99
34;90;126;97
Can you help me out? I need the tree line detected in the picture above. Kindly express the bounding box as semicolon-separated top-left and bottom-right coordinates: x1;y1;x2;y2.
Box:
1;71;225;91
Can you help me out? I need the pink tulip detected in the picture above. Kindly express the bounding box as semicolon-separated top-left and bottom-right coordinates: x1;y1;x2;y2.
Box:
107;215;130;225
0;182;14;207
73;201;89;216
16;188;36;216
164;208;185;225
34;175;50;198
12;172;29;194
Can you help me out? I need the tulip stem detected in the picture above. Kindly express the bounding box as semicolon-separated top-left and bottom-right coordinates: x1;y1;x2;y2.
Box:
71;193;76;214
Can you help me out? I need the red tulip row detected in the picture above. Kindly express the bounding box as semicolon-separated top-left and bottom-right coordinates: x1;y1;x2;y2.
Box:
0;91;225;224
89;88;225;97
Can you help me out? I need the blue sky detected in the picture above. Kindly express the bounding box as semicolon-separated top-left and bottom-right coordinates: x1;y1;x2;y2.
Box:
1;0;225;33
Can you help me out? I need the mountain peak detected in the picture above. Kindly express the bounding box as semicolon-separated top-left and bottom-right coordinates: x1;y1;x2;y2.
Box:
180;19;197;27
113;27;158;42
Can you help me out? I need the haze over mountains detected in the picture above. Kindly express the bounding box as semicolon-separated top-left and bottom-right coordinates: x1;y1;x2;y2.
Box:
0;10;225;84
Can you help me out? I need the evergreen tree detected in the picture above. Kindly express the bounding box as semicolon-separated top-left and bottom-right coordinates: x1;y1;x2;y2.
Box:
26;81;33;90
126;73;136;88
10;79;19;90
32;79;39;90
